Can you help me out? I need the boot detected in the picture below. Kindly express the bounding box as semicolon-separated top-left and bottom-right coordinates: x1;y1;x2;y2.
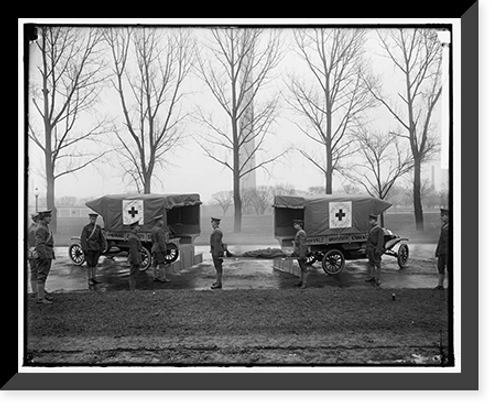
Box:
365;266;376;282
211;270;223;289
435;274;445;290
36;282;51;304
374;267;382;286
300;271;308;289
30;280;38;298
91;267;101;284
129;277;136;292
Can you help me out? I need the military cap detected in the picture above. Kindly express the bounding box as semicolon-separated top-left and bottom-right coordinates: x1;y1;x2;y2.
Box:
440;208;449;215
293;219;304;226
38;209;52;217
88;213;98;217
153;214;163;220
368;214;378;220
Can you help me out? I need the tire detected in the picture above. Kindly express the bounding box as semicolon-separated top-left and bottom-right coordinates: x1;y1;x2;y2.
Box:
139;246;152;272
165;242;180;263
397;243;409;268
69;243;85;266
321;248;345;275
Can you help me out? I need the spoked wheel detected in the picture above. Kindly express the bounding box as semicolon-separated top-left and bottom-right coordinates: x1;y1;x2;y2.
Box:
321;249;345;275
397;243;409;268
69;243;85;266
165;242;179;263
139;246;152;272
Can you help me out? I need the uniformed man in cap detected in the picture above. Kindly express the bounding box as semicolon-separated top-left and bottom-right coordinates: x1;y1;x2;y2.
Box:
127;221;142;292
291;219;309;289
435;208;450;290
81;213;106;287
151;214;170;283
35;210;55;304
365;213;384;287
210;217;224;289
27;213;39;298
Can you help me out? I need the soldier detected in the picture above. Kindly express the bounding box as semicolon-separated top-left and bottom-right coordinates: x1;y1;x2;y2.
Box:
27;213;39;298
151;214;170;283
210;217;224;289
81;213;106;287
35;210;55;304
127;221;142;292
435;208;450;290
292;219;309;289
365;213;384;287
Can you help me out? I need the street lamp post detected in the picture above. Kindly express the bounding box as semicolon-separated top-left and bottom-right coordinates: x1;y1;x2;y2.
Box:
34;187;39;213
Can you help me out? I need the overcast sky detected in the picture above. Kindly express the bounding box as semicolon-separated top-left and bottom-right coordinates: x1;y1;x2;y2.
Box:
25;26;448;205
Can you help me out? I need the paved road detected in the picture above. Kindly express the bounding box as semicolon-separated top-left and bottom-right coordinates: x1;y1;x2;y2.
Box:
32;244;448;294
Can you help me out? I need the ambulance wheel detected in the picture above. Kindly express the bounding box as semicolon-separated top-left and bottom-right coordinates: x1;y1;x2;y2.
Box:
165;243;179;263
69;243;85;266
397;244;409;268
322;249;345;275
139;246;151;271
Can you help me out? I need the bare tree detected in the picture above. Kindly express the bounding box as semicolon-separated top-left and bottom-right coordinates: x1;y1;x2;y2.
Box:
104;27;194;193
244;186;272;215
363;28;442;230
343;129;414;226
212;191;233;215
28;26;109;231
286;28;377;194
195;28;283;232
271;183;296;197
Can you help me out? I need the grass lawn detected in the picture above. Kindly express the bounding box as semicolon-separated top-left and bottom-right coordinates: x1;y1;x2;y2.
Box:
26;288;451;365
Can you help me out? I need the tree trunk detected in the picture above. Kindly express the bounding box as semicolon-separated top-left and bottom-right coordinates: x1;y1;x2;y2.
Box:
325;141;333;194
45;160;58;233
413;159;424;231
233;171;242;233
143;171;152;194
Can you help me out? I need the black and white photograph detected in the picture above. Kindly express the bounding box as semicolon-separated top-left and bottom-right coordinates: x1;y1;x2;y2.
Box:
14;12;481;394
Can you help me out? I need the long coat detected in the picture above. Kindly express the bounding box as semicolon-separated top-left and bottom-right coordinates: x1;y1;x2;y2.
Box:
366;224;384;255
151;225;168;253
81;223;105;253
293;229;308;258
210;228;224;257
128;232;142;266
35;222;55;260
435;223;449;257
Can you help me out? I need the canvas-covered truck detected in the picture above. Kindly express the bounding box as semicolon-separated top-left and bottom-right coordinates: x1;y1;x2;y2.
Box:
273;194;409;275
68;193;202;271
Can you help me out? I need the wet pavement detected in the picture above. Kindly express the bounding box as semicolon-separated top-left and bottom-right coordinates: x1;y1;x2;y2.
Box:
38;244;448;293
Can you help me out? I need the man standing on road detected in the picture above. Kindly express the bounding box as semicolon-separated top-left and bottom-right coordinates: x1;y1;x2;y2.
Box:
292;219;309;289
35;210;55;304
365;213;384;287
210;217;224;290
435;208;450;290
127;221;142;292
81;213;106;287
27;213;39;298
151;214;170;283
